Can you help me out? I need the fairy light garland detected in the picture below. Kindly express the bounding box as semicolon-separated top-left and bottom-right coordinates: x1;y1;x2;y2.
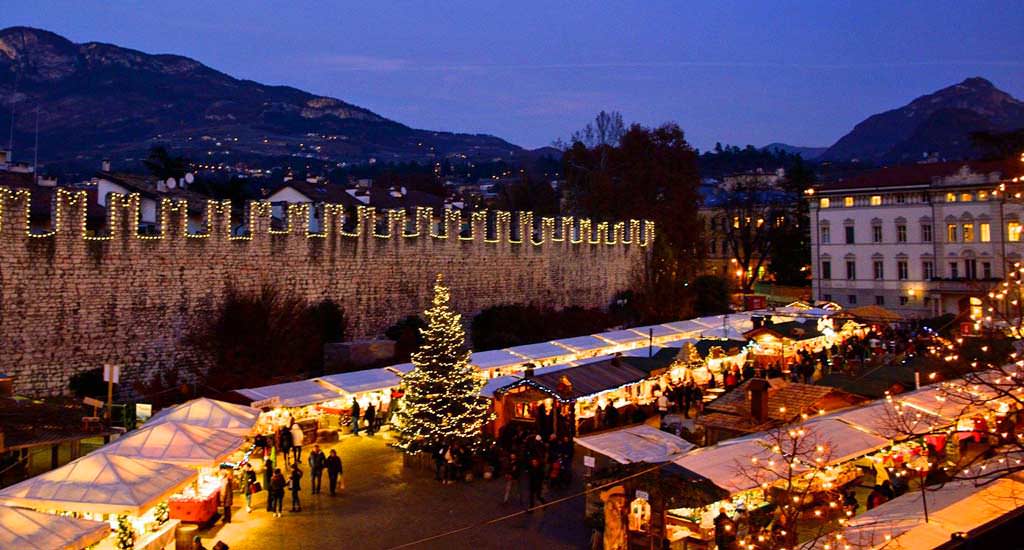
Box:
0;186;655;248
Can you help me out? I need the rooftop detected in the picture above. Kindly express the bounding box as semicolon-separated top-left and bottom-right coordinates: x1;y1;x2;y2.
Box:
814;159;1021;193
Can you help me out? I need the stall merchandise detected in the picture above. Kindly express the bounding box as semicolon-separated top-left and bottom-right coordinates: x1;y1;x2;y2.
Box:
0;505;110;550
167;476;225;524
146;398;260;437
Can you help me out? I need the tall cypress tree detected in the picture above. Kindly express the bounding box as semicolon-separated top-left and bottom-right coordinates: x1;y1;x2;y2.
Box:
394;275;491;454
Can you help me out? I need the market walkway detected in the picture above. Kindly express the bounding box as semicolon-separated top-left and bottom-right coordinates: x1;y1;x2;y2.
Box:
196;434;591;550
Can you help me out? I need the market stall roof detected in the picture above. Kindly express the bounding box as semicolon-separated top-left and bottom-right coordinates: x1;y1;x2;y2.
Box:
621;348;683;375
799;416;890;465
0;506;110;550
550;335;612;352
575;424;695;464
844;304;903;323
236;379;340;408
146;397;260;436
318;365;411;395
833;398;948;438
480;375;520;398
809;469;1024;550
0;452;196;516
101;421;244;467
744;319;823;341
660;320;708;335
506;342;575;362
672;434;808;495
470;349;525;370
699;325;750;340
629;324;688;340
594;329;648;345
499;358;650;402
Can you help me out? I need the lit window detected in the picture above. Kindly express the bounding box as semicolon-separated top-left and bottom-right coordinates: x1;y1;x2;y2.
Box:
819;198;830;208
970;297;983;320
844;196;854;207
870;195;882;206
962;223;974;242
1009;222;1022;242
961;192;973;202
979;191;989;201
947;224;958;242
980;223;991;242
946;193;957;203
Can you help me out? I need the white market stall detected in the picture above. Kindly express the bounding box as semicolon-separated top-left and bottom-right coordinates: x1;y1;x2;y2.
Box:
0;505;109;550
506;341;577;367
575;424;695;466
0;452;195;550
146;398;260;437
102;422;244;524
237;379;343;439
470;349;526;377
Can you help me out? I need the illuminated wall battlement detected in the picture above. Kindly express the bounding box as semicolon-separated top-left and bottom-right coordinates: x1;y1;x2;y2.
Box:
0;187;652;395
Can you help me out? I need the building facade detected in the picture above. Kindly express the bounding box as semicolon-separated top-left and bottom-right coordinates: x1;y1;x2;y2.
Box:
809;160;1023;317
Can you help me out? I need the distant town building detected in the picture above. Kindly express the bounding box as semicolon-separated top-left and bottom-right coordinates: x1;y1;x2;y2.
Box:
808;159;1024;317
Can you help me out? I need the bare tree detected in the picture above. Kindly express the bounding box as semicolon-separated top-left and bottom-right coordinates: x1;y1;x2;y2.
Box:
570;110;626;149
714;175;790;293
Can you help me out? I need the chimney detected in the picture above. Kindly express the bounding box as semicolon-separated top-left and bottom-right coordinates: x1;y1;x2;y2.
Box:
748;378;770;423
523;363;536;379
101;159;111;172
752;315;764;329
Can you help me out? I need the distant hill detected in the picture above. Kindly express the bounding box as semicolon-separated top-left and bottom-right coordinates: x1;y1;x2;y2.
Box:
0;26;524;170
761;143;827;160
820;77;1024;164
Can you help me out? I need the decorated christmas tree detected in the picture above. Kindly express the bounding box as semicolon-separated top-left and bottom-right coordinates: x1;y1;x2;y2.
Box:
394;275;491;454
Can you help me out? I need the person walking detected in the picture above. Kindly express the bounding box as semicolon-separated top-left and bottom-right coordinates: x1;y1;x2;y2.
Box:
307;445;326;495
269;468;286;517
502;452;522;505
221;470;234;524
288;466;303;512
526;457;546;510
241;462;256;513
280;426;293;465
350;398;361;436
365;401;377;436
263;457;275;512
325;449;343;496
290;422;304;465
656;392;670;420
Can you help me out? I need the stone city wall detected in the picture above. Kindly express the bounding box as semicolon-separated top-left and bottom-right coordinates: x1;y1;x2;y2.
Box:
0;187;652;395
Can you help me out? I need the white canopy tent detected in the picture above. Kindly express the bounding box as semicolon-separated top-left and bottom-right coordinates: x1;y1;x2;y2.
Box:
506;342;576;363
595;329;649;345
0;506;110;550
550;335;611;353
575;424;695;464
470;349;525;372
102;422;244;467
236;379;340;408
318;364;413;395
672;435;807;495
0;453;196;516
146;397;260;436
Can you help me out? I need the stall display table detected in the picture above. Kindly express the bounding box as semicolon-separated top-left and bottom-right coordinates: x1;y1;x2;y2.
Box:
96;519;179;550
169;479;224;524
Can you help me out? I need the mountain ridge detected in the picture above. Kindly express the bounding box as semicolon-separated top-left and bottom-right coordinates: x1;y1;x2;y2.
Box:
0;26;523;169
820;77;1024;164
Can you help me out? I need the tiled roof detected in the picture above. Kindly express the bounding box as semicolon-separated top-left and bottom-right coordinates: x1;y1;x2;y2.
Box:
815;159;1021;192
704;379;840;422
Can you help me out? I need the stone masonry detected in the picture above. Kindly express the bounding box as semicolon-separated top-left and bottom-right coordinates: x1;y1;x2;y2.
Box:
0;187;652;396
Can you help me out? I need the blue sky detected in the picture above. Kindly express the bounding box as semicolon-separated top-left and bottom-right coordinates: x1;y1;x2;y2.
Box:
5;1;1023;150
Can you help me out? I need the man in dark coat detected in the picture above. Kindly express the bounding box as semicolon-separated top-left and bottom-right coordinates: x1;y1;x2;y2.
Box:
325;449;343;496
351;398;361;436
307;445;326;495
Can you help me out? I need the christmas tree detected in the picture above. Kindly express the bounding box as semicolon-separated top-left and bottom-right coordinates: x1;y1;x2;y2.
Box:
394;275;491;454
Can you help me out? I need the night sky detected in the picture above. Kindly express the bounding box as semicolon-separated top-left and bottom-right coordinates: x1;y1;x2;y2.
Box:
5;1;1023;150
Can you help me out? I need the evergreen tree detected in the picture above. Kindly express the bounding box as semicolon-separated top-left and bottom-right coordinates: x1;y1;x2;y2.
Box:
394;275;491;454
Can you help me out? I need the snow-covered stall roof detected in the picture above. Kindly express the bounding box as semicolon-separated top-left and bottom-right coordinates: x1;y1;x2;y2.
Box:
146;397;260;436
0;453;196;516
236;379;340;408
0;506;110;550
101;422;244;467
575;424;695;464
673;435;807;495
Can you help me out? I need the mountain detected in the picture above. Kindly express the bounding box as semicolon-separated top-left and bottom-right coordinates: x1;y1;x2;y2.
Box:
820;77;1024;164
0;26;523;170
761;143;827;159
